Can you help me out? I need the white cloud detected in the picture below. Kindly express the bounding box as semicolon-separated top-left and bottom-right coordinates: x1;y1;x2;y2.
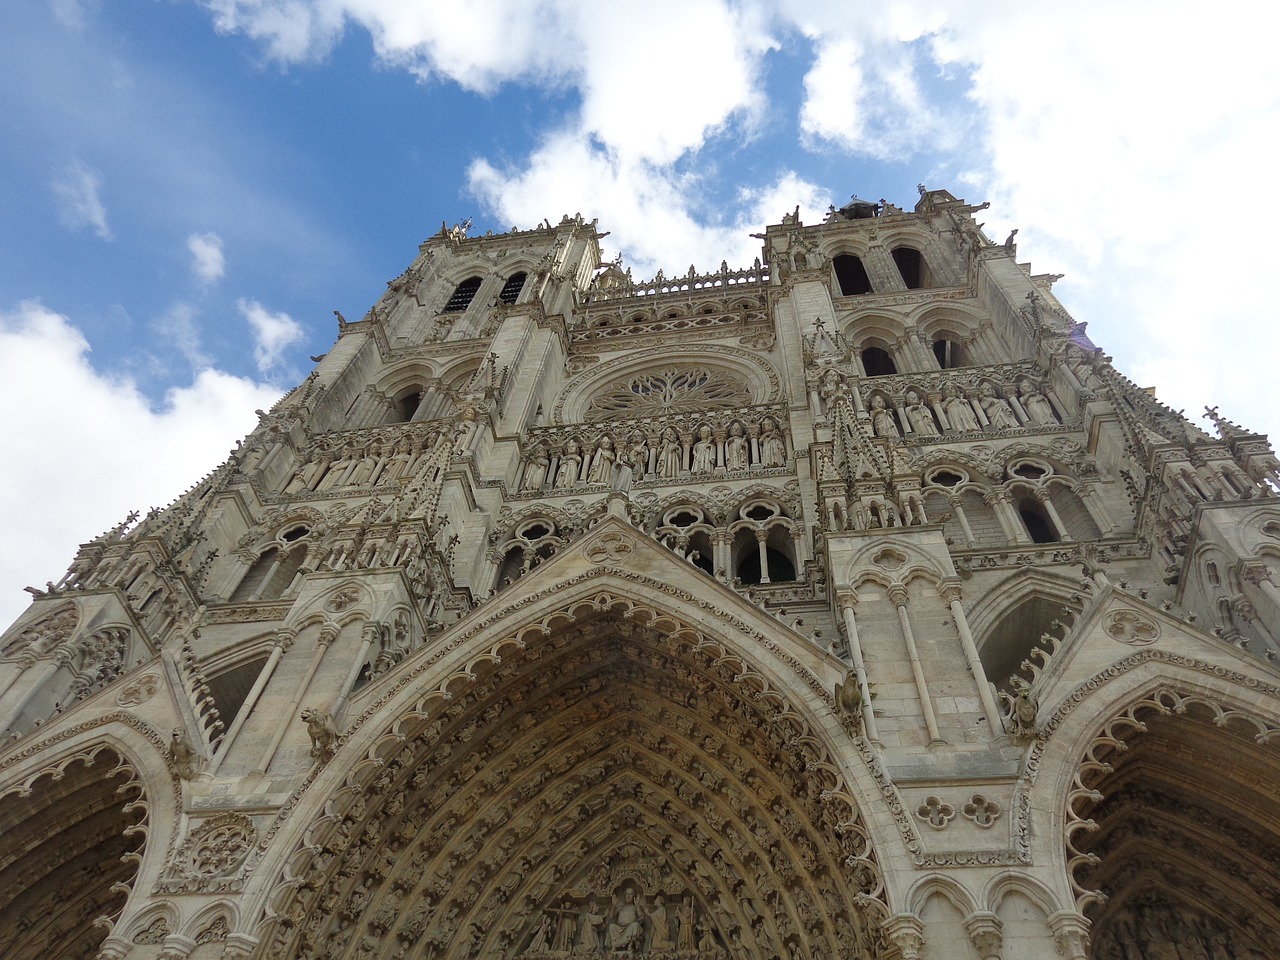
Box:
187;231;226;284
238;298;303;373
153;301;211;369
51;158;112;239
0;301;282;628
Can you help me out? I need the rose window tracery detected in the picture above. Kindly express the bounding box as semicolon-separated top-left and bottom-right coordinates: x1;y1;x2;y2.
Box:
586;368;751;421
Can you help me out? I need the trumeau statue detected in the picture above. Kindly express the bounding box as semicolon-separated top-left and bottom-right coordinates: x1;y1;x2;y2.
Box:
5;187;1280;960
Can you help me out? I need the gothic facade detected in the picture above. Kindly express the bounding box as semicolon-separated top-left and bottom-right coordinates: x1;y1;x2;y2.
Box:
3;187;1280;960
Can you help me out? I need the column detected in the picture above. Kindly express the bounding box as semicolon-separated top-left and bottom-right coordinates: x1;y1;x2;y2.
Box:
0;646;75;739
965;913;1003;960
939;581;1003;733
208;629;295;775
890;585;943;744
882;915;926;960
1035;488;1072;541
948;495;977;547
255;624;337;774
755;532;771;584
836;591;879;743
332;621;381;717
986;490;1028;545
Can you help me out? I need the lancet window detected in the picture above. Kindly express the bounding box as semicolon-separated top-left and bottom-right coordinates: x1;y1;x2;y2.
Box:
443;276;483;312
498;271;527;305
729;499;799;585
859;344;897;377
231;527;311;602
832;253;873;295
891;245;928;289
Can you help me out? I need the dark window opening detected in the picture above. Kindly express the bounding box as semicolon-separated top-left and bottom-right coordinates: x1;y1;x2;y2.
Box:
833;254;873;296
443;276;483;312
892;247;926;289
394;390;422;423
932;338;965;368
1013;464;1047;481
861;347;897;377
207;656;269;727
736;546;797;584
281;526;309;543
1019;503;1058;544
498;272;526;305
931;470;964;487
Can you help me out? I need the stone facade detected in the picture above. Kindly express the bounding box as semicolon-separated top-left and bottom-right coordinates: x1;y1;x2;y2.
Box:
2;187;1279;960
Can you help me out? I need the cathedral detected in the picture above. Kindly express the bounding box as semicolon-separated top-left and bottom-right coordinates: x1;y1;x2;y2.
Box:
3;186;1280;960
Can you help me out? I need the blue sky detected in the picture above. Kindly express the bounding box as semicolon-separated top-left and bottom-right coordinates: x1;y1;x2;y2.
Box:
3;1;1277;625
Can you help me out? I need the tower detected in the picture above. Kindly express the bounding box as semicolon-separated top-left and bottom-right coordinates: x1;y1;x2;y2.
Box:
2;188;1279;960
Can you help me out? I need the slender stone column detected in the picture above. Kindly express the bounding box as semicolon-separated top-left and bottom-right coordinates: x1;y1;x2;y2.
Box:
332;621;382;717
890;585;943;744
755;532;771;584
939;580;1003;732
208;629;295;774
0;646;75;739
836;590;879;743
255;624;337;774
1035;488;1072;541
948;495;977;547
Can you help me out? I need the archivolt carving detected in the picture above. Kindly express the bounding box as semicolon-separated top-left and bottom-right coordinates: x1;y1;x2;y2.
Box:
253;592;890;959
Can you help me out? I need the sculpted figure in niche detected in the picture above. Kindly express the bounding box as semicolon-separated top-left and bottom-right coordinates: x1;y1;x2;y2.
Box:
628;432;650;477
527;912;554;951
1019;379;1059;425
725;422;748;470
347;443;380;486
377;442;412;486
869;395;899;438
556;441;583;489
658;428;683;478
760;417;786;466
583;899;608;950
978;382;1020;429
608;889;644;952
647;895;674;949
521;445;549;492
904;390;940;436
677;897;695;950
692;426;716;473
588;436;616;483
551;900;578;951
941;383;979;432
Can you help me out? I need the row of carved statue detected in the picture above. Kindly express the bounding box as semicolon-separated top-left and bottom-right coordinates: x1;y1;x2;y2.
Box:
523;889;717;956
521;417;789;492
856;379;1061;439
282;431;452;494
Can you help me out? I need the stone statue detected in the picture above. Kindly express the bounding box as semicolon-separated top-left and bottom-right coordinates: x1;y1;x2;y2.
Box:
759;417;786;467
301;707;339;762
692;426;716;473
834;670;862;718
583;898;608;950
869;395;899;438
1019;379;1058;425
608;888;644;952
978;382;1019;429
551;900;578;951
904;391;940;436
527;911;554;951
556;441;583;489
677;896;695;950
628;432;650;477
725;422;748;470
647;895;674;949
169;728;201;780
587;436;616;483
941;383;979;432
657;428;683;478
1002;678;1039;739
521;446;549;491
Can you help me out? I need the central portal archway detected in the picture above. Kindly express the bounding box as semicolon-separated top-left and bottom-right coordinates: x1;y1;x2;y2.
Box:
263;599;885;959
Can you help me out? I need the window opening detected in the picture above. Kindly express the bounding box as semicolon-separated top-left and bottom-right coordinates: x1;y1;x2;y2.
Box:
498;272;526;305
1019;502;1058;544
932;338;965;368
443;276;482;312
892;247;925;289
861;347;897;377
833;254;873;296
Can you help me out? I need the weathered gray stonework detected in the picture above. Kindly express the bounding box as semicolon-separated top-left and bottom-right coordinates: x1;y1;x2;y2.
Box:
3;188;1279;959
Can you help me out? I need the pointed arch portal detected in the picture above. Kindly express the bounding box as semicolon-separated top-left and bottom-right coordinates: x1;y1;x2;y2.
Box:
0;745;148;960
261;593;886;959
1067;688;1280;957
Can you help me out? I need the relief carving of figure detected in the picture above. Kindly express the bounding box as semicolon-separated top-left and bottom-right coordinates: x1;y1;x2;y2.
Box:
677;896;695;950
170;728;201;780
978;382;1020;429
941;383;979;432
692;426;716;474
869;395;899;438
608;889;644;952
759;417;786;466
658;428;683;478
1019;379;1058;425
724;421;749;470
628;432;650;477
583;899;608;950
647;895;674;949
587;436;615;484
522;445;549;492
551;900;578;951
556;441;583;489
904;391;940;436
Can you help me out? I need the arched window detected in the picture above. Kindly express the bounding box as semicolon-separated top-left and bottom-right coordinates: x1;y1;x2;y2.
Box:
861;346;897;377
932;338;966;368
1018;500;1059;544
498;272;527;305
231;543;309;602
833;254;873;296
392;388;422;423
443;276;483;312
891;247;928;289
980;595;1070;692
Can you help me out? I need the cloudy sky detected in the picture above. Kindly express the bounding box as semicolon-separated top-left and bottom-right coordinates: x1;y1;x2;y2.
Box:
2;1;1275;626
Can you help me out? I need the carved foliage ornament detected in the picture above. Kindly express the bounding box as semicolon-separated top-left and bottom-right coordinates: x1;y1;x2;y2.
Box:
585;367;752;420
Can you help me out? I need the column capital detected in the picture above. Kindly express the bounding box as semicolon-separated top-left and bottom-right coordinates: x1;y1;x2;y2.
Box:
887;584;909;607
882;914;926;960
1048;910;1091;960
937;576;964;604
835;587;861;611
964;911;1003;960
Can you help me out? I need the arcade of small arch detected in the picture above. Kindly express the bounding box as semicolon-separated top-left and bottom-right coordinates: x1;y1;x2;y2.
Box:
257;600;886;960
